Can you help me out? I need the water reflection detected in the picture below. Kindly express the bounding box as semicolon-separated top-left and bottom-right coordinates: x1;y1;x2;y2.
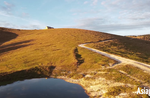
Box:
0;78;89;98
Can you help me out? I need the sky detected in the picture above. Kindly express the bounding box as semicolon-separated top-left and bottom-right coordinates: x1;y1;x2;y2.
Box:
0;0;150;36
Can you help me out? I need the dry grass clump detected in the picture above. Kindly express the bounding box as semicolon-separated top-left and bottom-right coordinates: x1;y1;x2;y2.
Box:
67;72;84;79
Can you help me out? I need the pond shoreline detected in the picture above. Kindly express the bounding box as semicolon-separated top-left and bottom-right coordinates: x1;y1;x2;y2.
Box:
52;75;138;98
52;76;92;97
56;76;90;96
0;77;89;98
51;76;108;98
0;65;142;98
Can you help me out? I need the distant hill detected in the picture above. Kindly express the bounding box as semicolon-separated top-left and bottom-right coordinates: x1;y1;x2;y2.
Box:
128;34;150;41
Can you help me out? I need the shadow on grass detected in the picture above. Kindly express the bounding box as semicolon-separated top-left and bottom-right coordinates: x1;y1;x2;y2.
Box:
0;29;18;46
0;40;33;54
0;66;55;86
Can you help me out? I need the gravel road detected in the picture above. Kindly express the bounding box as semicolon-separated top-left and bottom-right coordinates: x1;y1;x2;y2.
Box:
79;40;150;72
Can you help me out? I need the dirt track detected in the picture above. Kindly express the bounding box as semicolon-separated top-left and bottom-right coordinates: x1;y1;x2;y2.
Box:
78;40;150;72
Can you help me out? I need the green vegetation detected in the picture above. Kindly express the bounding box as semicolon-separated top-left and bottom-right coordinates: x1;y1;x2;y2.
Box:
87;37;150;64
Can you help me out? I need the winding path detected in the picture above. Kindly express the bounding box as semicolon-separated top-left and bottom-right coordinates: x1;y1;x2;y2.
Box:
78;40;150;72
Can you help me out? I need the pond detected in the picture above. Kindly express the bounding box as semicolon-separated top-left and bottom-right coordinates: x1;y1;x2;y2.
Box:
0;78;89;98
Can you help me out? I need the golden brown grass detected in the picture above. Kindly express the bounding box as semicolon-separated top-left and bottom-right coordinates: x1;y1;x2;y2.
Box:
0;27;117;74
87;37;150;64
1;27;150;97
116;64;150;84
128;34;150;41
104;86;134;97
95;68;141;85
77;47;117;72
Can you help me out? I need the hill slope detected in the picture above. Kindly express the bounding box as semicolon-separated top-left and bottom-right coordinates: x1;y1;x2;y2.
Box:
128;34;150;41
0;28;117;73
87;36;150;64
1;27;150;97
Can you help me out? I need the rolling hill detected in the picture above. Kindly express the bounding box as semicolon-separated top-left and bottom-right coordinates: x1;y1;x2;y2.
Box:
128;34;150;41
0;27;118;74
87;35;150;64
1;27;150;97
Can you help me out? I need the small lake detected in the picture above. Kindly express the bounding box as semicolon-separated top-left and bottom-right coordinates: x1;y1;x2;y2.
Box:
0;78;89;98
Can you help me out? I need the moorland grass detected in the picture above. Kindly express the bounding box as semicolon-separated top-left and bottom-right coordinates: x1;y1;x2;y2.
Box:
77;47;117;72
0;28;117;74
104;85;134;97
104;85;150;97
1;27;150;97
116;65;150;84
95;68;141;85
128;34;150;41
87;37;150;64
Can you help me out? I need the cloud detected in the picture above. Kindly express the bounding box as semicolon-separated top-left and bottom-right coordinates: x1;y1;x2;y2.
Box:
26;20;46;29
38;0;51;9
0;1;46;29
71;0;150;33
0;20;45;29
83;1;88;4
0;10;29;22
92;0;98;5
4;1;14;8
1;1;15;15
74;17;150;32
0;1;29;18
21;12;29;18
70;9;102;16
78;17;108;26
0;11;46;29
101;0;150;12
65;0;75;2
20;24;43;29
119;11;150;21
0;20;18;28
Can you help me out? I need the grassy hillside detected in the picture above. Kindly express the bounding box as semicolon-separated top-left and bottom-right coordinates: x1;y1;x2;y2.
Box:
0;27;117;74
87;37;150;64
1;27;150;97
128;34;150;41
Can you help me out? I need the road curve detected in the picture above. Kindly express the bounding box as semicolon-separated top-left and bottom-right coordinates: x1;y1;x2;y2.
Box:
78;40;150;72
